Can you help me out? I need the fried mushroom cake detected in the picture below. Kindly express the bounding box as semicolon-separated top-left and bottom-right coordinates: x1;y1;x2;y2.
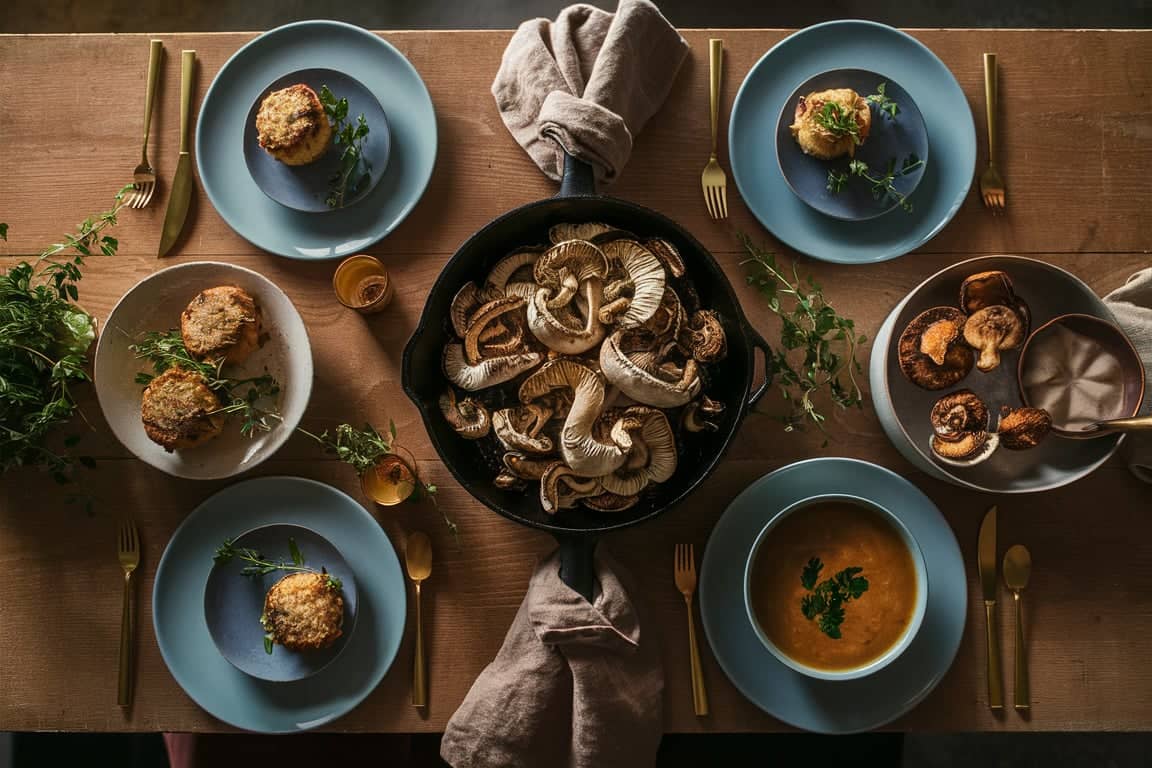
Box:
140;368;225;452
790;88;873;160
255;84;333;166
180;286;262;365
261;572;345;651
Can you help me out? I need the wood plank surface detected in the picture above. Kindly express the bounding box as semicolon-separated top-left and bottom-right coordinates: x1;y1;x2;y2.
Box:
1;29;1150;734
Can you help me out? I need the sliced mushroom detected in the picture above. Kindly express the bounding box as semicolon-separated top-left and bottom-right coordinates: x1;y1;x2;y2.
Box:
463;296;527;365
645;238;686;278
599;407;677;497
502;451;555;480
897;306;975;390
996;406;1052;450
492;405;555;454
442;344;541;391
540;462;602;514
438;389;491;439
600;330;702;408
582;491;640;512
679;309;727;363
519;359;631;476
599;240;666;328
964;305;1025;372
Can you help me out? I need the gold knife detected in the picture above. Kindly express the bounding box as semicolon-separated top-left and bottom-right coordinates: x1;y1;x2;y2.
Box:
158;50;197;258
978;505;1004;709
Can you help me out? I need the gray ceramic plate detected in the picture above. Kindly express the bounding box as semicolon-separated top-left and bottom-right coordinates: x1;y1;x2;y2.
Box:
870;255;1124;493
700;458;965;733
153;477;406;732
205;524;358;682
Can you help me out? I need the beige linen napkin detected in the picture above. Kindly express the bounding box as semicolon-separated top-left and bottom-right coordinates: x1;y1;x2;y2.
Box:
1104;268;1152;482
440;548;663;768
492;0;689;185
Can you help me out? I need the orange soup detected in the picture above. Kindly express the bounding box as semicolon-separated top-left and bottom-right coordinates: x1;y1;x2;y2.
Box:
749;501;918;671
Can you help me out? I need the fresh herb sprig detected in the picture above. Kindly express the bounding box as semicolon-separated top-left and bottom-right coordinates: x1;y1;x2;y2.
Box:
800;557;870;639
738;233;865;434
129;330;281;437
827;154;924;212
813;101;862;144
866;82;900;120
318;85;371;209
1;186;132;482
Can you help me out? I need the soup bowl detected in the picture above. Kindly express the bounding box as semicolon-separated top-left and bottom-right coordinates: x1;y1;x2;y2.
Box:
743;493;929;681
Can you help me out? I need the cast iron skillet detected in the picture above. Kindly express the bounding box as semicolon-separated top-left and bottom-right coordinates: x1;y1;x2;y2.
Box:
402;155;771;599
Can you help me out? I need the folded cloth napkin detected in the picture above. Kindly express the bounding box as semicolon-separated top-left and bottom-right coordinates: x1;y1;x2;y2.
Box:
492;0;689;185
440;548;663;768
1104;268;1152;483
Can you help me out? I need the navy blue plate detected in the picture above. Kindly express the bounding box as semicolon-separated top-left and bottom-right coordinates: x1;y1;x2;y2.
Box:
244;68;390;213
205;523;358;682
776;69;928;221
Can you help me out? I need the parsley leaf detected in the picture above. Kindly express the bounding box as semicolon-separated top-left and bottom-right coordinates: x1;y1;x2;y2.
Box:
801;556;823;590
799;559;871;639
866;82;900;120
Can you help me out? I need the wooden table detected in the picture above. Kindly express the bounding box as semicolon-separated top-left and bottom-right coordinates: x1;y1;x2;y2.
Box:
1;29;1150;734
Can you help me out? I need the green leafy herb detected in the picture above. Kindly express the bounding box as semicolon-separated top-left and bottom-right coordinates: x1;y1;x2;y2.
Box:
318;85;371;209
263;632;275;655
799;557;870;639
813;101;862;144
129;330;281;437
738;233;865;435
866;82;900;120
827;154;924;213
214;536;343;592
1;186;132;482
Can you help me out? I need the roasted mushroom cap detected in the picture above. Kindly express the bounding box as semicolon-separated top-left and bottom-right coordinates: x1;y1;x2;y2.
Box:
487;247;541;300
898;306;975;390
600;329;702;408
599;239;666;329
539;462;602;514
959;271;1028;324
929;389;989;439
438;389;491;440
963;305;1025;372
680;309;727;363
463;296;527;365
549;222;617;244
997;406;1052;450
645;238;686;278
599;406;677;497
930;430;999;467
492;405;555;454
443;344;541;391
582;491;641;512
501;451;555;480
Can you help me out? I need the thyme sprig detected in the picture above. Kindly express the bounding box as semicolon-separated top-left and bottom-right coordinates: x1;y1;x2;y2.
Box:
318;85;371;209
738;232;865;434
827;154;924;212
865;82;900;120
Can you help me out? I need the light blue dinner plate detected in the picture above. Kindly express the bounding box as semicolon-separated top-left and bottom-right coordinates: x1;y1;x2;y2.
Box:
699;458;966;733
196;20;436;259
729;20;976;263
153;476;406;733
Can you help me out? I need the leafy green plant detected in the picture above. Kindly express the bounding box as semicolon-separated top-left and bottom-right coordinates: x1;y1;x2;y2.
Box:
800;556;870;639
738;232;865;434
318;85;371;209
813;101;862;144
1;186;132;482
866;82;900;120
826;154;924;212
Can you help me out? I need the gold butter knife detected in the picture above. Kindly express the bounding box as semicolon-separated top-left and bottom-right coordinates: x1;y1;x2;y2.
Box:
978;505;1004;709
158;50;197;258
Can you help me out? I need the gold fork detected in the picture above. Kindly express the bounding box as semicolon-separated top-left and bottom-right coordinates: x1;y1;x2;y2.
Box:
700;38;728;220
978;53;1006;213
674;543;708;716
117;518;140;707
126;40;163;209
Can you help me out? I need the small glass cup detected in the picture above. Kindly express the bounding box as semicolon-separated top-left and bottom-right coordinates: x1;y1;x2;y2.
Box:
360;454;417;506
333;254;395;314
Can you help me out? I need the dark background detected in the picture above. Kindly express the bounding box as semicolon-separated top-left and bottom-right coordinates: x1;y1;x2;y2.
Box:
3;0;1150;766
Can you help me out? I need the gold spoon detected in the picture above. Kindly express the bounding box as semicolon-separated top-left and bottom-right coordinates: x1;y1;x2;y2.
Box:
1081;414;1152;435
1003;544;1032;711
405;531;432;708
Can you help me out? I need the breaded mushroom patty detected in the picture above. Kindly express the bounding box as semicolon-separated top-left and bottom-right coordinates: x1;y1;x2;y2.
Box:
261;572;345;651
180;285;262;365
140;368;225;451
255;84;333;166
790;88;873;160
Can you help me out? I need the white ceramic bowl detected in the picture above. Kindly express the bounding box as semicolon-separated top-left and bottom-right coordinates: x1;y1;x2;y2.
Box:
743;493;929;681
869;255;1124;493
94;262;313;479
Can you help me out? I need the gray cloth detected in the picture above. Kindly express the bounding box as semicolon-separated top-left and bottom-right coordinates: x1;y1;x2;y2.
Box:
1104;268;1152;483
440;548;663;768
491;0;689;185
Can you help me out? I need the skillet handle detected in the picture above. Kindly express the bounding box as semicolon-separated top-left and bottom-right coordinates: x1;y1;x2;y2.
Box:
745;323;775;408
558;152;596;198
557;534;598;602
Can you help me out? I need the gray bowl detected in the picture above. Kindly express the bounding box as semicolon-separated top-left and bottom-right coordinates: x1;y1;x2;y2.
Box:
870;255;1124;493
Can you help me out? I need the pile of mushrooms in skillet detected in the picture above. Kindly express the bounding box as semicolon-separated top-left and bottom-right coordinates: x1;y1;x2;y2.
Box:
438;222;727;514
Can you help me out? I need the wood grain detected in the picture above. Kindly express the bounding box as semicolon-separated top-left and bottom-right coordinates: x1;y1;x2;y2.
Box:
1;29;1151;734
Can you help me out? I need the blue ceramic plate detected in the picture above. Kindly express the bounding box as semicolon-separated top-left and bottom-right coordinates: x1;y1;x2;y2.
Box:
699;458;966;733
730;20;975;263
776;70;928;221
243;69;391;213
154;477;406;732
197;21;436;259
205;523;359;682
